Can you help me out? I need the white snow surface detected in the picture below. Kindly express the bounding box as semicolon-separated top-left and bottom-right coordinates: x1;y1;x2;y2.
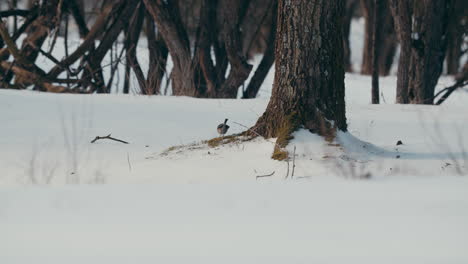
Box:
1;19;468;263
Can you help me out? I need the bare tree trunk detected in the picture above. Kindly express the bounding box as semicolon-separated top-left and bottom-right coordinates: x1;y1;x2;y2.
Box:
66;0;90;38
124;2;147;94
343;0;359;72
252;0;346;159
84;0;138;93
143;0;197;96
389;0;412;103
2;0;60;88
242;0;277;99
361;0;395;75
194;0;218;96
406;0;450;104
378;10;397;76
241;0;275;58
360;0;374;75
146;13;168;95
217;0;253;98
371;0;379;104
445;0;466;75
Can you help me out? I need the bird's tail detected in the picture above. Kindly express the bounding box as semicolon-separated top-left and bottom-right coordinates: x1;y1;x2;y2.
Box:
224;118;228;124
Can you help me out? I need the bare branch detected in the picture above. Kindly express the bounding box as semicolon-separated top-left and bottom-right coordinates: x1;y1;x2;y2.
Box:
91;134;129;144
256;171;275;180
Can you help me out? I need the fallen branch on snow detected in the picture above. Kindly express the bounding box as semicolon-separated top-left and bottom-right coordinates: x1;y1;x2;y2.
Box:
256;171;275;180
91;134;129;144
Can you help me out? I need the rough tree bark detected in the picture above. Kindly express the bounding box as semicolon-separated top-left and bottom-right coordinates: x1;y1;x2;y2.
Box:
360;0;396;75
407;0;451;104
389;0;412;103
252;0;347;160
390;0;451;104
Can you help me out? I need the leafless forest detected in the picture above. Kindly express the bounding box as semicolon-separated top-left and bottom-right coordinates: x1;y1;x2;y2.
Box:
0;0;466;104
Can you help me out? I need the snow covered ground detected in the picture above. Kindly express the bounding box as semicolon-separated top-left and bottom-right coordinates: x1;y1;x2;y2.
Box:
1;180;467;263
1;74;466;184
1;19;467;263
1;73;467;263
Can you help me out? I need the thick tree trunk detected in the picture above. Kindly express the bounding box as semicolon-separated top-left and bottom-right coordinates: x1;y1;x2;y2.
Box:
252;0;346;159
391;0;450;104
407;0;450;104
389;0;413;103
360;0;396;75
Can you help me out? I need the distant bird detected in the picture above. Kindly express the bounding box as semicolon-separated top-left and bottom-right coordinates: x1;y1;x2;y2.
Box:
217;118;230;137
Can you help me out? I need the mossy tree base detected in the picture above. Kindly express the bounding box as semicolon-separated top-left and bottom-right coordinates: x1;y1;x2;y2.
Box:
251;108;341;161
247;0;347;160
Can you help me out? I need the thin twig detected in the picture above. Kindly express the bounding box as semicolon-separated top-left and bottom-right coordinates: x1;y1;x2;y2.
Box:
91;134;129;144
232;121;263;138
256;171;275;180
127;152;132;172
291;145;296;179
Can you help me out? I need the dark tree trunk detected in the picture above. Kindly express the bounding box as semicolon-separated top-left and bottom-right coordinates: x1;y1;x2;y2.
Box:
445;0;466;75
66;0;90;38
146;13;168;95
371;0;379;104
242;0;277;99
360;0;396;75
241;0;275;58
85;0;138;93
2;0;61;87
124;2;147;94
343;0;359;72
143;0;197;96
217;0;253;98
391;0;450;104
141;0;278;98
194;0;218;96
360;0;374;75
252;0;347;159
390;0;413;103
407;0;450;104
377;10;397;76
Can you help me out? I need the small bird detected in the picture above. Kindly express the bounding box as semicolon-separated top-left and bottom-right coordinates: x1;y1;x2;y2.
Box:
217;118;230;137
